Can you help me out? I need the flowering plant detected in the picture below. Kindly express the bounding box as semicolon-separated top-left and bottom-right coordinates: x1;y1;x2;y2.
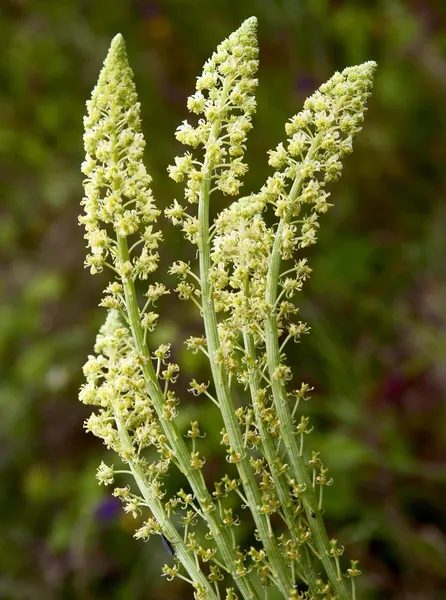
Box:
79;16;376;600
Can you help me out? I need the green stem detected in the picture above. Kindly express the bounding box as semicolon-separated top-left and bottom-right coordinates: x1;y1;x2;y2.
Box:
197;105;293;599
112;399;217;599
242;327;321;598
116;235;260;600
263;138;351;598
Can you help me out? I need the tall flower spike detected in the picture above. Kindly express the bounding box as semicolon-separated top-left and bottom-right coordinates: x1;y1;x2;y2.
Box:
265;61;377;255
209;61;377;343
167;16;258;214
256;62;377;599
168;18;302;599
80;34;161;278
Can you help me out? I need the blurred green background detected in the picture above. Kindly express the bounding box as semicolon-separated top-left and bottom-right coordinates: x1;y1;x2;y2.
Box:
1;0;446;598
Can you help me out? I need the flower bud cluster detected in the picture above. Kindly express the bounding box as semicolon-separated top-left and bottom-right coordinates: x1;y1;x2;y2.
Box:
82;312;235;590
265;61;377;252
203;62;376;382
80;34;161;280
166;17;259;247
80;311;171;472
205;193;271;374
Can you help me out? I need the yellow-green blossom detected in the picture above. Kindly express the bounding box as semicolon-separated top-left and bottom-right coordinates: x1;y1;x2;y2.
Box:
80;17;377;600
166;17;259;242
80;33;161;279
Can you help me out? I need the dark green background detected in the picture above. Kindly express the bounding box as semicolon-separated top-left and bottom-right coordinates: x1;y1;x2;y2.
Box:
1;0;446;598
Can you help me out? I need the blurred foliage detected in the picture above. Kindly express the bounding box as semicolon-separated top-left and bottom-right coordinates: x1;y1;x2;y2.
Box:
1;0;446;598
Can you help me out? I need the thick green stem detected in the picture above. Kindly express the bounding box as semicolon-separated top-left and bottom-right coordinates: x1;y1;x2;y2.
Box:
263;139;351;598
116;235;260;600
197;126;294;599
242;328;321;598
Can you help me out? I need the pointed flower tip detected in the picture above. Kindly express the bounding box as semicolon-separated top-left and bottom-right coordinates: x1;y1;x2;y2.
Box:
243;16;258;29
361;61;378;85
103;33;129;70
359;60;378;76
341;60;377;87
111;33;125;48
361;60;378;73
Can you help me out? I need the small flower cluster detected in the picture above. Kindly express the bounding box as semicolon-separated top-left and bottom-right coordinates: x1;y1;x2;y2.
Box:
165;16;258;251
81;310;174;478
80;33;162;280
265;60;376;249
82;310;247;600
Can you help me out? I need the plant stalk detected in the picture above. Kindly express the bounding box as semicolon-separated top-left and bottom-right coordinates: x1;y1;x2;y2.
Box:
263;135;352;598
197;114;294;599
116;235;261;600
